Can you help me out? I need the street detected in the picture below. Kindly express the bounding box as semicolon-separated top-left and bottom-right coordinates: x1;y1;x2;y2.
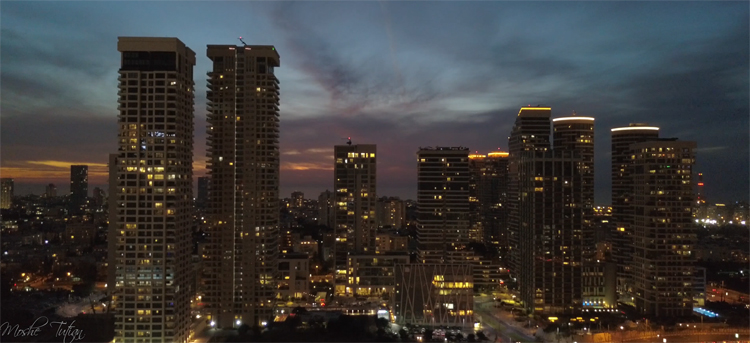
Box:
475;296;537;343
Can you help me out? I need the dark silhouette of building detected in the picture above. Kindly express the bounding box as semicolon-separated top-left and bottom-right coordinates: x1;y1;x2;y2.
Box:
70;165;88;214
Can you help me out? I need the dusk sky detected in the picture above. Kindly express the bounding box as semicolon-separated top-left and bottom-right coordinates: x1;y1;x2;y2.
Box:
1;1;748;204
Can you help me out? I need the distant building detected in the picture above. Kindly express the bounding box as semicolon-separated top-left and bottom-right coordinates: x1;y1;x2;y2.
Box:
291;191;304;208
333;144;377;295
45;183;57;198
416;147;471;264
1;178;14;209
295;236;319;258
317;190;335;228
375;197;406;229
92;187;105;208
70;165;88;214
629;139;696;317
375;233;408;253
196;176;208;209
65;220;96;247
278;253;310;301
394;264;474;329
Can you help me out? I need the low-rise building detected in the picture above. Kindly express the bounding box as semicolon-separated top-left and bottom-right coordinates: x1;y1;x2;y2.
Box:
278;253;310;301
346;253;409;299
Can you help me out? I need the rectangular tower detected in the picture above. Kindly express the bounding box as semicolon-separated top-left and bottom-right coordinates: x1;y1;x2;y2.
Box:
0;178;13;209
205;43;280;328
629;139;696;317
507;107;551;273
333;144;377;295
610;124;659;293
70;165;89;214
517;150;584;314
416;147;471;264
468;152;509;246
113;37;195;343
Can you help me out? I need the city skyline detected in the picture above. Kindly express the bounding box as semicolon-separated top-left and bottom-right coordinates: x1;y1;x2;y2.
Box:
2;2;748;203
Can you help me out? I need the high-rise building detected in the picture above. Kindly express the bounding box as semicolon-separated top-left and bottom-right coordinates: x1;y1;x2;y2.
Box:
70;165;88;214
0;178;13;209
610;124;659;293
196;177;208;209
375;196;406;229
291;191;304;208
416;147;471;264
507;107;551;272
204;43;280;328
628;139;696;317
45;183;57;198
92;187;105;208
112;37;195;343
468;151;509;245
517;150;584;314
317;190;334;228
333;144;377;294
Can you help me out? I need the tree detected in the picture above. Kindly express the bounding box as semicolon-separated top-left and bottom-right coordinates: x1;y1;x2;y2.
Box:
476;331;489;341
468;333;476;342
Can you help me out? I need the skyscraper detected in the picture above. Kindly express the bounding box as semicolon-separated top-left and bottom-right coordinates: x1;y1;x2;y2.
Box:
70;165;88;214
45;183;57;198
507;107;551;272
204;43;280;328
0;178;13;209
318;190;335;228
333;144;376;295
628;139;696;316
468;151;509;245
112;37;195;343
610;124;659;293
416;147;470;264
517;149;584;314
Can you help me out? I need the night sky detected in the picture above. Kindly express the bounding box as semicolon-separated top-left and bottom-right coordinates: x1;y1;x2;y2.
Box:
1;1;748;204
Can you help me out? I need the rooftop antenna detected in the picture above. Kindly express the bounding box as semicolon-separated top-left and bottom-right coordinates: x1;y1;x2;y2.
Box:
238;36;248;46
341;137;352;146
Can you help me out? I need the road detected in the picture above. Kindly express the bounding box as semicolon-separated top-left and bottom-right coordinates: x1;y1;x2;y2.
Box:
475;297;537;343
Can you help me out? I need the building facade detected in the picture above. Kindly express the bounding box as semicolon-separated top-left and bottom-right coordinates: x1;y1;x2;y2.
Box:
70;165;88;214
317;190;335;228
112;37;195;343
517;150;584;314
333;144;377;295
204;43;281;328
416;147;471;264
610;124;659;294
468;152;509;246
346;253;409;299
507;107;551;273
1;178;13;209
629;139;696;317
394;264;474;328
375;196;406;229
